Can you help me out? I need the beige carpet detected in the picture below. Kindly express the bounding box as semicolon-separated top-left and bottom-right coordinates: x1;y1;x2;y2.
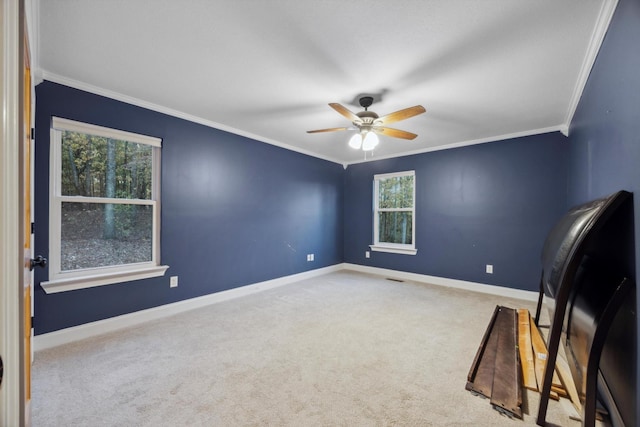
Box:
32;271;581;426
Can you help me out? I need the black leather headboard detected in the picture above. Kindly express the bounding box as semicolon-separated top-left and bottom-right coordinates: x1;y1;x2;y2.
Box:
541;191;629;303
538;190;635;427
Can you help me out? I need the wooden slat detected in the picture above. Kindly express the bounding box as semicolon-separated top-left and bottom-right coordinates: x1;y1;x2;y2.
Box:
467;306;523;418
551;385;569;397
466;306;500;398
551;366;563;389
555;353;582;413
529;313;548;391
529;313;565;392
517;309;537;390
489;307;522;419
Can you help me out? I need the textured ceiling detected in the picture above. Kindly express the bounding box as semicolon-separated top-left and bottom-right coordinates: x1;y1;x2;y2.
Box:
35;0;615;165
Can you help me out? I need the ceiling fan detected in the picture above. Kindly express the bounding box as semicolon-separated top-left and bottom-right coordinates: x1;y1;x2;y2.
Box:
307;96;426;151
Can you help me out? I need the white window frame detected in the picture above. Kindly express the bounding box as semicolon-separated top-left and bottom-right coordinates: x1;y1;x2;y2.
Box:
370;170;417;255
41;117;168;293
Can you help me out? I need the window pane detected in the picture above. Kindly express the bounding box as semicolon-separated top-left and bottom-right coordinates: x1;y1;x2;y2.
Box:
61;202;153;271
378;175;414;209
378;211;413;244
61;131;152;199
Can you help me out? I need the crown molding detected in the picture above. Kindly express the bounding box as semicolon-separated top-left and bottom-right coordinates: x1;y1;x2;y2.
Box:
563;0;619;135
344;125;566;167
37;70;345;166
35;71;577;168
37;69;586;168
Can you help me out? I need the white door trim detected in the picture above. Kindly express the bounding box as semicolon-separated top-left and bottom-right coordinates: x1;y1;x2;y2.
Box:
0;0;26;425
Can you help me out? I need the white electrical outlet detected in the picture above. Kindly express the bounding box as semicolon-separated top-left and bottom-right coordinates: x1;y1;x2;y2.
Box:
486;265;493;274
365;251;370;258
307;254;315;261
170;276;179;287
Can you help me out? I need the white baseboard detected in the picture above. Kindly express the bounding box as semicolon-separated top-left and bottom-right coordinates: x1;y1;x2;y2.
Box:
341;263;539;302
34;263;538;352
33;264;343;352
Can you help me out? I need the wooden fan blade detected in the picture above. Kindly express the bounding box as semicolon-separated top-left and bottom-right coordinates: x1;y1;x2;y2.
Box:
306;127;349;134
329;103;360;122
378;105;426;125
376;127;418;140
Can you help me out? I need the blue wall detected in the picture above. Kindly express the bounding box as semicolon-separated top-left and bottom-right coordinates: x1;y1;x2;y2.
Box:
34;81;344;334
567;0;640;218
565;0;639;424
344;133;568;291
35;81;570;335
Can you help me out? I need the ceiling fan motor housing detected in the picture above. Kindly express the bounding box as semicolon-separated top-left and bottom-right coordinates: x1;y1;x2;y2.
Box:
356;110;380;123
356;97;380;127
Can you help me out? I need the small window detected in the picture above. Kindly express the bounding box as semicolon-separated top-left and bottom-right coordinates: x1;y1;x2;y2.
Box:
42;118;168;293
370;170;417;255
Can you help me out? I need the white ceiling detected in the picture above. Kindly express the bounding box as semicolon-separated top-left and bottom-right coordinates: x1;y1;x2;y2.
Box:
35;0;616;165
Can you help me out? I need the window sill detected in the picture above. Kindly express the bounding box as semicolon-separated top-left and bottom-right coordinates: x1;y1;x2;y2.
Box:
40;265;169;294
369;245;418;255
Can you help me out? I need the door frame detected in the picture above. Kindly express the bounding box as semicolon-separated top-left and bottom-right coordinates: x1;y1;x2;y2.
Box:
0;0;27;425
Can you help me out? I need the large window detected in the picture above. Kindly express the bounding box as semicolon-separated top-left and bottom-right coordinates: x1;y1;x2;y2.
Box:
371;170;417;255
42;117;168;293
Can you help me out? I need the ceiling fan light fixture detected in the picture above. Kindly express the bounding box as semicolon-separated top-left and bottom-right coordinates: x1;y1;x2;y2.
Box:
308;98;425;152
362;131;379;151
348;133;363;149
